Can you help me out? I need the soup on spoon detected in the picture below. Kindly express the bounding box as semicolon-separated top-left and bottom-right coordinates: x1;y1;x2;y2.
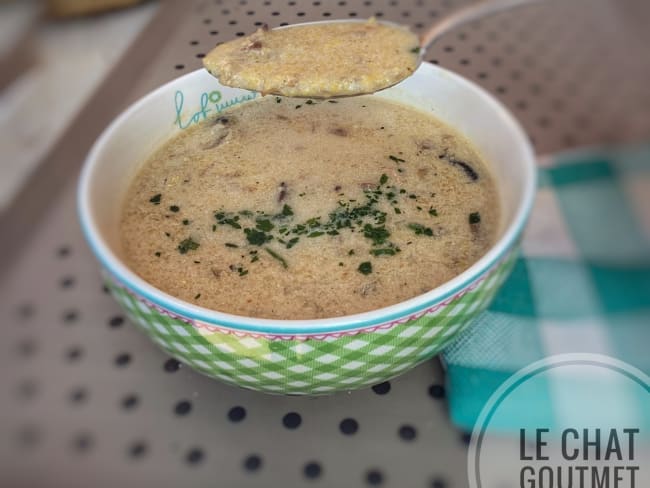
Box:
202;18;421;98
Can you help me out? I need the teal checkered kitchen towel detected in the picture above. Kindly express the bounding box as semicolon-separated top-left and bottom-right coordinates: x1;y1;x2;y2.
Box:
442;144;650;431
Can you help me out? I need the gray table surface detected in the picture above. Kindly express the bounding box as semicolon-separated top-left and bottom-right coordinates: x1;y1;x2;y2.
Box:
1;1;649;487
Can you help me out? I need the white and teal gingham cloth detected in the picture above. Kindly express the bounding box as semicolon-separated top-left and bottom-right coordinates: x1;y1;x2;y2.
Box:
443;144;650;431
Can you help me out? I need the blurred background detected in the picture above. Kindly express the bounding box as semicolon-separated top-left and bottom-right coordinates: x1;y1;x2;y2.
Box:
1;1;648;487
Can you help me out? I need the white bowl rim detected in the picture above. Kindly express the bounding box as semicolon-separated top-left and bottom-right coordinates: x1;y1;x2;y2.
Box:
78;63;537;335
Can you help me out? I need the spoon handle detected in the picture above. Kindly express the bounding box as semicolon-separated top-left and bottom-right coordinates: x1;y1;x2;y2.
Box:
420;0;544;49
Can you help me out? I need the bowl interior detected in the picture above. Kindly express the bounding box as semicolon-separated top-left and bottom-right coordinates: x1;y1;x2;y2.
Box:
79;63;535;329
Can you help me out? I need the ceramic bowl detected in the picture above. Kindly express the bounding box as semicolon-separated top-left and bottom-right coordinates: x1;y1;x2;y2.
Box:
78;63;536;394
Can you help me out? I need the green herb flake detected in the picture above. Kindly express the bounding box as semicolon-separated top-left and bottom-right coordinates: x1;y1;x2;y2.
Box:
281;204;294;216
469;212;481;224
407;223;434;237
238;268;248;277
358;261;373;275
182;219;190;225
255;219;274;232
245;228;272;246
212;224;217;232
348;249;355;256
265;247;288;269
389;155;405;163
169;205;180;212
295;104;302;109
194;293;201;299
339;262;344;266
149;193;162;204
306;99;314;105
429;208;438;217
370;248;397;256
379;173;388;185
177;237;199;254
328;100;338;104
363;224;390;246
410;46;421;54
251;254;260;263
275;97;282;103
154;251;161;257
225;243;239;248
307;231;324;238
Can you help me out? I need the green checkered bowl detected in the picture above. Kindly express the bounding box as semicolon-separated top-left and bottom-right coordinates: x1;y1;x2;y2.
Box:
78;64;536;394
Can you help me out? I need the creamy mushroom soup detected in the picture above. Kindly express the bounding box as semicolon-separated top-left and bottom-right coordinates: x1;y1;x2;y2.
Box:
120;96;499;319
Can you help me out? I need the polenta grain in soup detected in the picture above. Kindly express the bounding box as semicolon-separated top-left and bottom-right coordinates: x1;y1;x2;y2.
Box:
203;19;421;97
120;96;499;319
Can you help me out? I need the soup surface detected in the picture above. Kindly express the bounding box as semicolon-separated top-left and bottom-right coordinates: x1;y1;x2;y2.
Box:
203;19;420;97
120;96;499;319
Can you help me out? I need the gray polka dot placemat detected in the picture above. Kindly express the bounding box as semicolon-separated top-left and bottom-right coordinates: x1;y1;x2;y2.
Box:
1;1;649;487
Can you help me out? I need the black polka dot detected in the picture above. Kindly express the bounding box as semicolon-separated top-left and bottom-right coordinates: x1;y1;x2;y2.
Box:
66;346;83;362
122;393;139;410
236;31;245;36
227;406;246;422
16;425;40;448
190;40;198;45
323;12;331;17
209;30;218;35
72;432;93;453
17;338;37;357
203;18;211;24
128;440;148;459
57;246;71;258
174;400;193;416
108;315;124;328
296;12;305;16
459;58;470;65
339;418;359;435
443;45;454;52
304;461;322;479
114;352;131;367
282;412;302;429
461;431;471;445
69;387;88;404
371;381;391;395
428;384;445;399
271;11;279;15
430;476;447;488
243;454;262;471
228;19;237;24
16;379;38;400
164;358;181;372
398;424;417;441
62;309;78;324
60;276;75;289
366;469;384;485
196;53;205;59
102;285;110;294
175;64;185;70
186;447;204;465
17;303;35;319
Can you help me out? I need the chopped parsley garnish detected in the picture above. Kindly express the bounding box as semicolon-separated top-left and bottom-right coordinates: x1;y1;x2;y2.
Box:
169;205;180;212
295;104;302;109
407;223;434;237
265;247;288;269
281;204;294;216
328;100;338;103
225;243;239;248
429;208;438;217
275;97;281;103
182;219;190;225
358;261;373;275
154;251;161;257
255;219;274;232
379;173;388;185
410;46;421;54
149;193;161;204
389;155;405;163
370;247;399;256
177;237;199;254
306;99;314;105
363;224;390;246
469;212;481;224
245;228;272;246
